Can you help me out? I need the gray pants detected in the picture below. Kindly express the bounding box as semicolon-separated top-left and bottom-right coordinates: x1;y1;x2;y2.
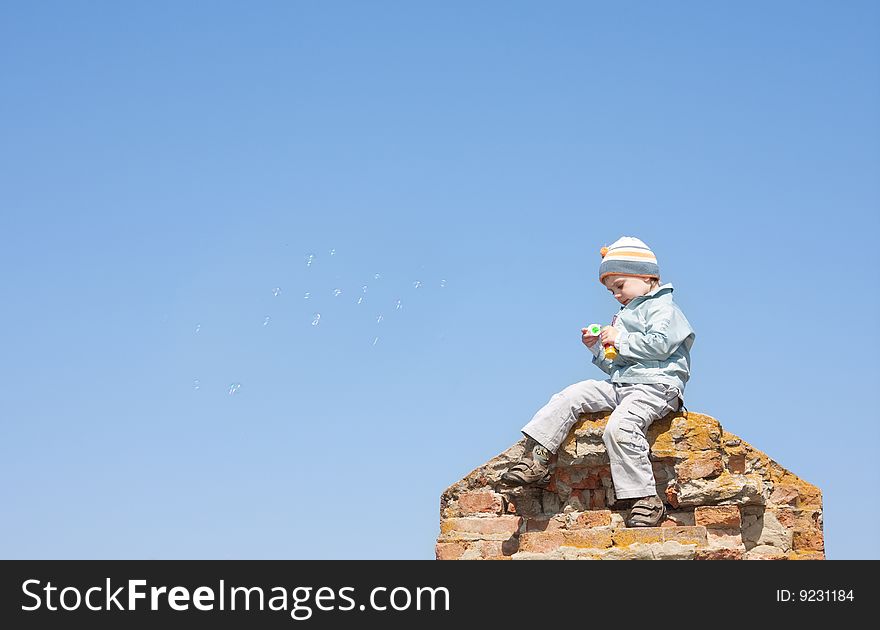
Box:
520;379;681;500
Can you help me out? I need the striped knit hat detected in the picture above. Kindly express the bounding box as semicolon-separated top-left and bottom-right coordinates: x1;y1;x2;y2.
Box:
598;236;660;284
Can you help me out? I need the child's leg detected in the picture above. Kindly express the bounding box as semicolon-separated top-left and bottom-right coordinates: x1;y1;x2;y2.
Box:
602;384;681;501
520;379;617;454
501;379;616;486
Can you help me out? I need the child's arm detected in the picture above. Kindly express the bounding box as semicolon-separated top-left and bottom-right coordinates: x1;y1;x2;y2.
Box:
582;327;614;374
615;304;694;361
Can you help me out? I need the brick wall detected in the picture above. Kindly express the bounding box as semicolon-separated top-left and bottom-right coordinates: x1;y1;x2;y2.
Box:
437;411;824;560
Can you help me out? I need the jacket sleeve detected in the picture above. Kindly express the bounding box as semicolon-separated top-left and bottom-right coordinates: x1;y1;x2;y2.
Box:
616;304;694;362
588;340;615;375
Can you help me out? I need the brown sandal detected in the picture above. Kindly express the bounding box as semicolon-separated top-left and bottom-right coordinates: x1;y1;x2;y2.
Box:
625;495;666;527
500;459;551;486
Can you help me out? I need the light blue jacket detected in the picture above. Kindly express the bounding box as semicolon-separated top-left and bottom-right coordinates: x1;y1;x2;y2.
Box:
589;283;695;394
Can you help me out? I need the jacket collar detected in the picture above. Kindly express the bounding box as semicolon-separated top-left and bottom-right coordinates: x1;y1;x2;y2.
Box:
620;283;674;309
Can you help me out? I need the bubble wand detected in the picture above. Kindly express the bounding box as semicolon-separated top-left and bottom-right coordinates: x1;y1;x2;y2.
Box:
585;323;618;360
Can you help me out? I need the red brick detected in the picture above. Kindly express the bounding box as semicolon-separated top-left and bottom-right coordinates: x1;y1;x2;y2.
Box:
563;528;612;549
694;505;741;529
727;454;746;474
456;492;503;515
787;550;825;560
745;546;787;560
659;511;695;528
706;528;745;550
769;484;799;506
797;484;823;509
665;485;681;508
519;531;566;553
772;508;820;530
613;527;664;547
440;516;521;536
524;517;566;533
793;528;825;552
571;510;612;529
677;455;724;482
435;542;466;560
558;467;602;490
695;548;744;560
662;526;708;546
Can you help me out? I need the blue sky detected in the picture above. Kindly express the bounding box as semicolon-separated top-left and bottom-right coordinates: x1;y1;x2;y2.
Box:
1;1;877;559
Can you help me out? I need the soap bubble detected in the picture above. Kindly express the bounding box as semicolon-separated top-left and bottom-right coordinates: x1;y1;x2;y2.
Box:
272;287;281;297
263;316;271;326
374;273;381;280
376;314;384;324
194;323;201;333
329;248;336;256
228;383;241;395
312;313;321;326
303;292;311;300
440;279;447;288
306;254;315;267
372;336;379;346
193;379;200;391
357;297;364;305
395;299;402;310
332;288;342;297
413;280;422;289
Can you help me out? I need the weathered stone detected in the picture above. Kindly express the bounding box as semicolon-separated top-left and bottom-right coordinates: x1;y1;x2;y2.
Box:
669;472;767;507
768;484;799;506
438;409;823;560
727;453;746;474
562;492;586;512
659;510;696;528
676;453;724;482
651;541;698;560
560;548;604;560
436;539;518;560
589;488;607;510
741;510;792;552
695;548;745;560
694;505;741;529
770;507;811;529
435;541;467;560
556;466;602;490
792;528;824;552
599;543;656;560
501;488;543;517
570;510;613;529
787;550;825;560
768;464;823;508
440;516;521;537
542;490;562;515
562;527;613;549
522;515;566;533
662;526;708;547
454;491;504;516
511;550;564;560
518;531;566;554
706;528;745;550
744;545;787;560
613;527;665;547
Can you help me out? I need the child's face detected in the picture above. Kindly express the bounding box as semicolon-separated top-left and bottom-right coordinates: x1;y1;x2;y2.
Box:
603;275;655;306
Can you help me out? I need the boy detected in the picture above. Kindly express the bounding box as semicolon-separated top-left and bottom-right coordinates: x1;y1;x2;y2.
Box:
500;237;695;527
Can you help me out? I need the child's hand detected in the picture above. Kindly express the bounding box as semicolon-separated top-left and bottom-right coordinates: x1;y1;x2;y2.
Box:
600;326;619;346
581;328;600;348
